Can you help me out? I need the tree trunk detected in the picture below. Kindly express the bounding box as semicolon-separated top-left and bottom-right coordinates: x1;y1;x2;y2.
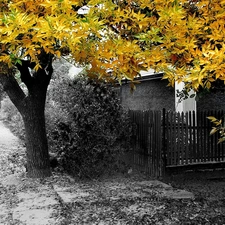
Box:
0;55;53;178
20;62;53;178
22;97;52;178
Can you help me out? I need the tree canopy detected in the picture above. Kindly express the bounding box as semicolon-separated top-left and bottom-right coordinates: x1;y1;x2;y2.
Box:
1;0;225;178
1;0;225;91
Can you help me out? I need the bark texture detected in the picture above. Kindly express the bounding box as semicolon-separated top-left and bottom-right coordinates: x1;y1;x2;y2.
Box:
23;99;51;178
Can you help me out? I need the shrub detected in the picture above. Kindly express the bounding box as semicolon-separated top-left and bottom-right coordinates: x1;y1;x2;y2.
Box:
46;74;132;178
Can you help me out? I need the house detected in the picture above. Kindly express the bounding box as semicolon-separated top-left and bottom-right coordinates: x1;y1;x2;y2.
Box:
120;71;175;111
120;70;225;113
68;62;225;113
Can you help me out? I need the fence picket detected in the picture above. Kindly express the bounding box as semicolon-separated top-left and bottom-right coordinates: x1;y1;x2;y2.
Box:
171;112;175;165
166;112;170;165
198;111;203;162
152;111;156;176
214;110;218;161
193;112;196;163
217;111;221;161
180;112;185;165
184;112;189;164
210;110;214;161
177;112;181;165
220;110;225;160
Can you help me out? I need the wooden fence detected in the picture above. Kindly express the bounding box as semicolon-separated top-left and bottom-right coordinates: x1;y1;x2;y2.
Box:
130;109;225;177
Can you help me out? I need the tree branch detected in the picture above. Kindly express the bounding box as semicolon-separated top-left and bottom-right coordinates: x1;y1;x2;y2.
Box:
35;52;53;86
0;65;26;114
16;60;34;88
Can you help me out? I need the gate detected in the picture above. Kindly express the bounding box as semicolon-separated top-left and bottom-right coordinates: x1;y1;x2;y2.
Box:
129;110;163;177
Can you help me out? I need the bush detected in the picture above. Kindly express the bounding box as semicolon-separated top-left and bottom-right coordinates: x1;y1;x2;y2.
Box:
46;74;132;178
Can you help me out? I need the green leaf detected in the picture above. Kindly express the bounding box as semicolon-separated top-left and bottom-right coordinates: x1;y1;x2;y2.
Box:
15;59;22;65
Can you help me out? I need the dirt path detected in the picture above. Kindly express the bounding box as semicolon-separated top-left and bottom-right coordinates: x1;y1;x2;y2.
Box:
0;120;26;179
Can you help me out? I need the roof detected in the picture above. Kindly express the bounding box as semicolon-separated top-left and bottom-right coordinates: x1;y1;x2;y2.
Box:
122;70;164;84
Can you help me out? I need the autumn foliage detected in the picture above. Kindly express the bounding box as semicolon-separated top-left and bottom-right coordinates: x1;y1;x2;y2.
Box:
0;0;225;89
1;0;225;177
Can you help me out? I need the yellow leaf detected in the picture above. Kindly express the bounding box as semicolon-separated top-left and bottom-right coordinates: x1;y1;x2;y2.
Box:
34;63;41;71
207;116;218;122
55;50;61;58
210;127;218;136
218;137;225;144
205;81;211;89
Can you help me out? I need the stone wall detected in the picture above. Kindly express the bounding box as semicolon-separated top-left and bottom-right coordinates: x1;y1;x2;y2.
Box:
120;79;175;111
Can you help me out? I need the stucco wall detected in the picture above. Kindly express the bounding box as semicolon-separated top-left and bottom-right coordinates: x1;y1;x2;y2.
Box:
120;79;175;111
197;91;225;111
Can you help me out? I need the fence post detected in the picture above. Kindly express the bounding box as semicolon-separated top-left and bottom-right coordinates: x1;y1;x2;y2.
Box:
162;108;167;176
129;110;136;168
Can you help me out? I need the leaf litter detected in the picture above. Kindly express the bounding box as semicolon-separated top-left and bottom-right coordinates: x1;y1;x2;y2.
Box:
1;121;225;224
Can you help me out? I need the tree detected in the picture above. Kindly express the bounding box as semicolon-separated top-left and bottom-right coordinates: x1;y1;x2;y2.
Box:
1;0;224;177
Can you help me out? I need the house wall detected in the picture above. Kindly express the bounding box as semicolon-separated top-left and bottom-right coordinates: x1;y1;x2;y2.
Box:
197;91;225;111
120;79;175;111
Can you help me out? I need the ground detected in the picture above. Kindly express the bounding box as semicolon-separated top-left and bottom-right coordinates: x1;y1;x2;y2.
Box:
0;121;225;224
163;170;225;224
